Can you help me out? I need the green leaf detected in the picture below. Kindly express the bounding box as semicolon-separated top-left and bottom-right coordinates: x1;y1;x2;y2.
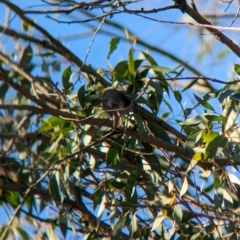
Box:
143;65;172;73
223;188;233;204
148;91;158;114
227;172;240;186
62;65;73;92
204;114;223;122
205;135;228;159
17;228;29;240
134;59;143;70
192;152;204;161
20;45;33;68
41;59;48;72
128;48;135;75
142;179;155;201
40;116;66;132
130;213;138;238
114;61;129;80
142;51;158;66
110;198;117;229
193;93;214;111
49;173;61;202
173;204;182;224
180;115;204;127
106;148;118;165
182;78;198;92
174;89;182;103
96;194;107;228
77;85;85;109
51;60;61;72
112;212;129;237
151;210;164;231
0;83;9;100
59;214;67;238
107;37;120;59
180;177;188;197
93;187;103;210
125;170;140;203
202;131;218;144
108;180;126;189
186;159;198;173
224;103;238;132
234;63;240;75
213;176;221;189
147;121;171;142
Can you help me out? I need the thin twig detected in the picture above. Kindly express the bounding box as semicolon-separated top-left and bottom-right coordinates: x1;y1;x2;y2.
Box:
83;16;106;66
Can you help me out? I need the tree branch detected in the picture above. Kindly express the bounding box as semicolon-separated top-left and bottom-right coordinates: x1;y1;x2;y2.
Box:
0;182;129;240
0;0;109;87
177;0;240;58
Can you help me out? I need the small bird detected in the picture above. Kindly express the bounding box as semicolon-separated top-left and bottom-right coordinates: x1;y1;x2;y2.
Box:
101;87;186;142
101;87;134;128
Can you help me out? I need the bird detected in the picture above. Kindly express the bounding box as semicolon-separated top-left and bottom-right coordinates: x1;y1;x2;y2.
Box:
101;87;186;142
101;87;134;128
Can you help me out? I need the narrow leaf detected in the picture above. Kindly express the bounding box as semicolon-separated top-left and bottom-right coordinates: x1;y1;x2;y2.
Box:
107;37;120;59
143;65;171;73
180;177;188;197
128;48;135;75
59;214;67;238
151;210;164;231
96;194;107;228
130;213;138;238
77;85;85;109
20;45;33;68
228;172;240;186
186;159;198;173
112;212;128;237
173;204;182;224
62;66;73;92
194;93;214;111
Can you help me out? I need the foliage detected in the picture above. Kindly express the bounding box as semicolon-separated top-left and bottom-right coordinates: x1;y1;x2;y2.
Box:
1;0;240;240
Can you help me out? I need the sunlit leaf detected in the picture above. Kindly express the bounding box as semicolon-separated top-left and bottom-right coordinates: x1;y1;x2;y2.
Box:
151;210;164;231
205;135;228;159
130;213;138;238
186;159;198;173
143;65;172;73
180;177;188;197
202;131;218;144
234;63;240;75
128;48;135;75
96;194;107;228
227;172;240;186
